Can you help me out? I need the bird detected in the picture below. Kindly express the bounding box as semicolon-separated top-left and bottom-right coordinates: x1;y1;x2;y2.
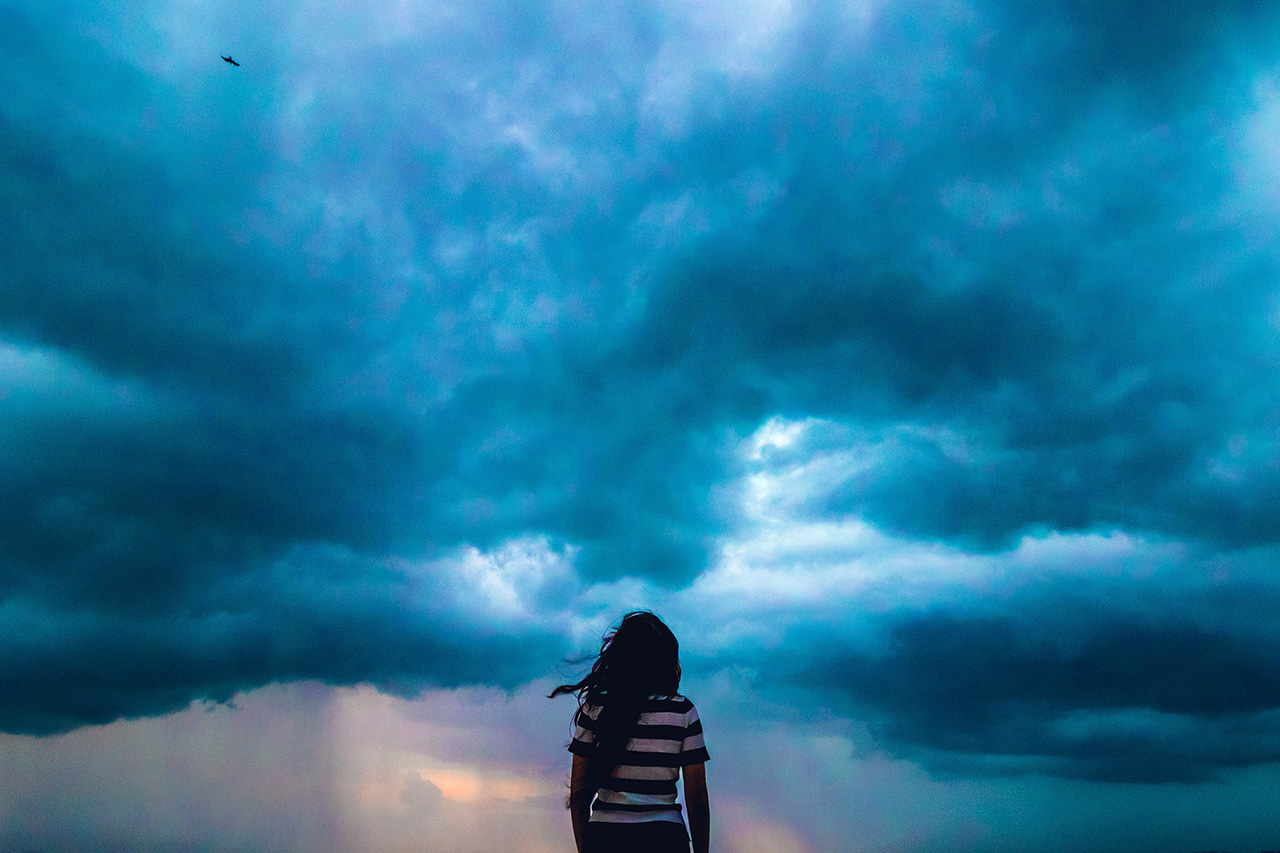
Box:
221;55;239;66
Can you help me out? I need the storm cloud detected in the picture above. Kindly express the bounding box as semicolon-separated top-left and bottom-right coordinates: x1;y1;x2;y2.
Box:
2;0;1280;815
783;582;1280;782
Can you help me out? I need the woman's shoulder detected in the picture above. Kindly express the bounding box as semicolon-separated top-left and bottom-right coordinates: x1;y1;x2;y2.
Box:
581;693;697;712
647;693;696;711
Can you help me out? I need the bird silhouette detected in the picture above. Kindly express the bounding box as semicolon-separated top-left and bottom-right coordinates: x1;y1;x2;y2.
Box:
221;55;240;66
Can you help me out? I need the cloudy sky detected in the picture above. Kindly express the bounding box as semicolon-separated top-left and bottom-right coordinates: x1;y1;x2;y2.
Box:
4;0;1280;850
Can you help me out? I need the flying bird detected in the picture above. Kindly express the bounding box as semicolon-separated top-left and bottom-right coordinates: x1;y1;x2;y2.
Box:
221;55;239;66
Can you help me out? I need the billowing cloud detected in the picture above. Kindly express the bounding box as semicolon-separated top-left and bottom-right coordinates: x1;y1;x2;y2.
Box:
3;0;1280;830
784;593;1280;782
0;540;568;734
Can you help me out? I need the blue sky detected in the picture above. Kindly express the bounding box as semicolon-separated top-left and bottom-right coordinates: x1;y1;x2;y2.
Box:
2;0;1280;850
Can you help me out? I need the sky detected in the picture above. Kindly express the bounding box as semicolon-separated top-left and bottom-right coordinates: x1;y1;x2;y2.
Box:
2;0;1280;850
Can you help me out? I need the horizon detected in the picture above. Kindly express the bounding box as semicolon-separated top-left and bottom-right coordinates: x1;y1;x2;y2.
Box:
3;0;1280;850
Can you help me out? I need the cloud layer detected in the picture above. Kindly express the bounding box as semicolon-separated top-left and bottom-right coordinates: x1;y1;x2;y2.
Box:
3;0;1280;800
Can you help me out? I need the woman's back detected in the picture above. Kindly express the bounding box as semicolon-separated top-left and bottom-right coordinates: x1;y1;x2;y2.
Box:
570;693;709;824
551;612;711;853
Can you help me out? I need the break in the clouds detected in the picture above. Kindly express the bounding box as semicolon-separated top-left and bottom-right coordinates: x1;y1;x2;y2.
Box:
3;0;1280;809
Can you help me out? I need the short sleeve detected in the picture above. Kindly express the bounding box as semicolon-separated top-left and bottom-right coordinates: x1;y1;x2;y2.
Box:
568;703;599;757
680;701;710;765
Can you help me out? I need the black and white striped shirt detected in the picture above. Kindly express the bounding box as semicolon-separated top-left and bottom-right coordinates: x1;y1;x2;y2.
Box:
569;694;710;825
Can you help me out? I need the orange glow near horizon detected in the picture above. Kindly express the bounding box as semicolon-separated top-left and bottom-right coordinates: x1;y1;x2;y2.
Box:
351;768;546;807
424;769;545;802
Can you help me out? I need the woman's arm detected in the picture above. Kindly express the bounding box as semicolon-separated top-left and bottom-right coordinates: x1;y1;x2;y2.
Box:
569;754;592;853
683;762;710;853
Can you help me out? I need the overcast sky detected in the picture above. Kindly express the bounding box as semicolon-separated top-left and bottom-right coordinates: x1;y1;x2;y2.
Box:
3;0;1280;850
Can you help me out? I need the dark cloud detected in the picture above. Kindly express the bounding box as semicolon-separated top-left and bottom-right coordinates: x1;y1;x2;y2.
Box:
0;544;563;735
616;0;1280;548
988;0;1277;103
781;586;1280;782
3;0;1280;744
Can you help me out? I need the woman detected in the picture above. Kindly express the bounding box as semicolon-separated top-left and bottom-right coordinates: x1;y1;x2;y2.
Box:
550;611;711;853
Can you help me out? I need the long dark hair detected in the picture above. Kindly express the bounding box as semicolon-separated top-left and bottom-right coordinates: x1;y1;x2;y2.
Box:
550;611;682;801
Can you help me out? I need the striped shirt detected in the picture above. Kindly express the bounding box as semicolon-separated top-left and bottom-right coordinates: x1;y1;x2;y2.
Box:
569;694;710;825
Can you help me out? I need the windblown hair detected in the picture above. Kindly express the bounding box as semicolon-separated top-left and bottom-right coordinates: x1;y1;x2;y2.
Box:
549;611;682;802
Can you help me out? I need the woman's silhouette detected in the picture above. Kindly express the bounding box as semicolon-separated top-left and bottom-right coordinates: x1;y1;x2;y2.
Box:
550;611;710;853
